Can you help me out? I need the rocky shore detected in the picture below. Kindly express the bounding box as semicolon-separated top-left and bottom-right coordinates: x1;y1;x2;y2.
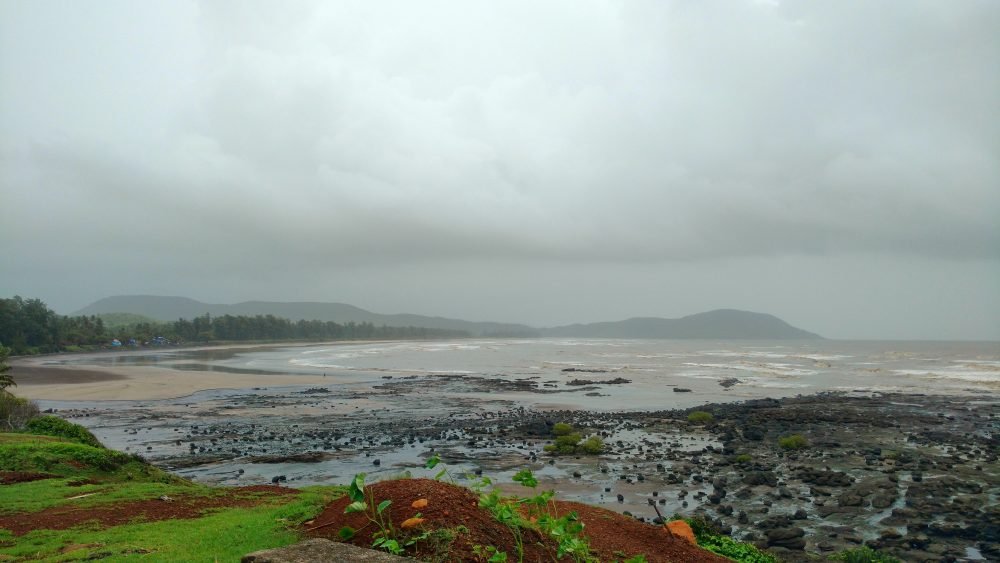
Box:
55;387;998;562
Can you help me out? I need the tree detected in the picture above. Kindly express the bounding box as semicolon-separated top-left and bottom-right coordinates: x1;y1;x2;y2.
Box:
0;342;13;391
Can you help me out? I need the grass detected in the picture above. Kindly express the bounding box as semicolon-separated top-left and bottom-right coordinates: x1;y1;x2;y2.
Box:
0;428;345;562
1;489;341;562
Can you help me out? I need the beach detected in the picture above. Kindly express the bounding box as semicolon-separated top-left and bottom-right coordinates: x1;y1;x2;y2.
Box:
11;346;334;401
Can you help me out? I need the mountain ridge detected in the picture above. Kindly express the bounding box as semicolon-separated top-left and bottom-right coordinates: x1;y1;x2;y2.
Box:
73;296;822;339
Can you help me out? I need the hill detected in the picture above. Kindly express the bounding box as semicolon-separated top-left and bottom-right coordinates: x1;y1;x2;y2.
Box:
73;296;539;338
74;297;821;340
541;309;821;339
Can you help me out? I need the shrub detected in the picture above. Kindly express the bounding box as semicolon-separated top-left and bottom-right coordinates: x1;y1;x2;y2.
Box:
687;411;714;423
545;433;604;455
26;416;103;448
552;422;573;436
734;454;752;463
0;441;131;472
579;436;604;454
831;546;901;563
778;434;809;450
0;393;40;431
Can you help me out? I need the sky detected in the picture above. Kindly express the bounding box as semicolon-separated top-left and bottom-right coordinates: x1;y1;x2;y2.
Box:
1;0;998;340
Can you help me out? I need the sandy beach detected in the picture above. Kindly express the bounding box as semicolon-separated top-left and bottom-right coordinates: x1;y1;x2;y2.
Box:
10;346;334;401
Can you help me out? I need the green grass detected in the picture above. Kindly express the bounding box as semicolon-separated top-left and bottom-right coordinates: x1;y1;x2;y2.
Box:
0;429;345;561
0;487;343;562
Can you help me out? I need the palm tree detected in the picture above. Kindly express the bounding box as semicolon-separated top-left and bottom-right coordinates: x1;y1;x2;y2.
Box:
0;343;14;392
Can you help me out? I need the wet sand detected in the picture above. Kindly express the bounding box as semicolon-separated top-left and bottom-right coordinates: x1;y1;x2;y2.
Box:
11;359;333;401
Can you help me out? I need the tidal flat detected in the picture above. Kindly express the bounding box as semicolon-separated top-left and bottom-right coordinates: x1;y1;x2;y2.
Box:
19;339;1000;561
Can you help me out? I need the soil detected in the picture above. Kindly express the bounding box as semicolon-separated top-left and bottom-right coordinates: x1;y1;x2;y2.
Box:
306;478;730;562
0;485;296;536
0;471;57;485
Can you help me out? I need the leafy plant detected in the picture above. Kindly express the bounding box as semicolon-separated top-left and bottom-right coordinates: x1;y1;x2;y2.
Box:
687;411;714;423
831;546;901;563
681;515;776;563
778;434;810;450
543;430;604;455
734;453;752;463
473;544;509;562
339;473;403;555
552;422;573;436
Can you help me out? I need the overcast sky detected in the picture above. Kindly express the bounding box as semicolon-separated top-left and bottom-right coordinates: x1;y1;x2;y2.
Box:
1;1;998;340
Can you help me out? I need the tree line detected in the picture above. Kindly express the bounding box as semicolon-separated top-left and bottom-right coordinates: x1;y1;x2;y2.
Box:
0;296;468;355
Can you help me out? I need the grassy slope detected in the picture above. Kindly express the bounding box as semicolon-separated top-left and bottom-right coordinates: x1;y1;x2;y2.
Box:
0;433;344;562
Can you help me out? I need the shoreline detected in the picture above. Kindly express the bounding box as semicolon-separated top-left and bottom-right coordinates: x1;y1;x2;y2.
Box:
9;339;425;401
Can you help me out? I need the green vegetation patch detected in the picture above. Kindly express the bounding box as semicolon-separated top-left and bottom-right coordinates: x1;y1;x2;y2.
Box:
0;486;344;562
682;516;776;563
25;416;104;448
687;411;714;423
831;546;902;563
543;423;604;455
778;434;810;450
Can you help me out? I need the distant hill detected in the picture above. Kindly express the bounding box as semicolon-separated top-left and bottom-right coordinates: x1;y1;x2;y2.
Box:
541;309;822;339
74;297;820;340
73;295;539;337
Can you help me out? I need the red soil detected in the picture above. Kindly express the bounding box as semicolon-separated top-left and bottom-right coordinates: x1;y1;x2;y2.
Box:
0;471;57;485
306;478;730;563
0;485;296;536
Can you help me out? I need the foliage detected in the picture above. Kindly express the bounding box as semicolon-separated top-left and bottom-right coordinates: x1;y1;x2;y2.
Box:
695;532;776;563
0;392;38;431
0;438;132;472
0;295;468;355
340;473;433;557
687;410;714;423
831;546;902;563
778;434;810;450
552;422;573;436
578;435;604;454
543;425;604;455
26;415;104;448
734;453;753;463
0;342;12;391
674;515;775;563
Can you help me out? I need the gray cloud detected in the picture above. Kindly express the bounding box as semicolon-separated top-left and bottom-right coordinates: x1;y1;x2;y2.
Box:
1;0;998;339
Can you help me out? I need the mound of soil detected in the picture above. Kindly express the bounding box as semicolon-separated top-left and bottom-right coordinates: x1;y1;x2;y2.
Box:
0;471;57;485
0;485;295;536
306;478;729;562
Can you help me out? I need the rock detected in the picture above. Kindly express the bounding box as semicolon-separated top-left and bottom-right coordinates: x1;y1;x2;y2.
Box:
838;492;863;507
743;471;778;487
673;388;692;393
766;527;806;550
872;491;895;509
242;539;409;562
792;509;808;520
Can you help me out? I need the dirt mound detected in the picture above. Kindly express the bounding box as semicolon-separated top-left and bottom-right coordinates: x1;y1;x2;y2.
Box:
306;478;729;562
0;486;297;536
0;471;57;485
